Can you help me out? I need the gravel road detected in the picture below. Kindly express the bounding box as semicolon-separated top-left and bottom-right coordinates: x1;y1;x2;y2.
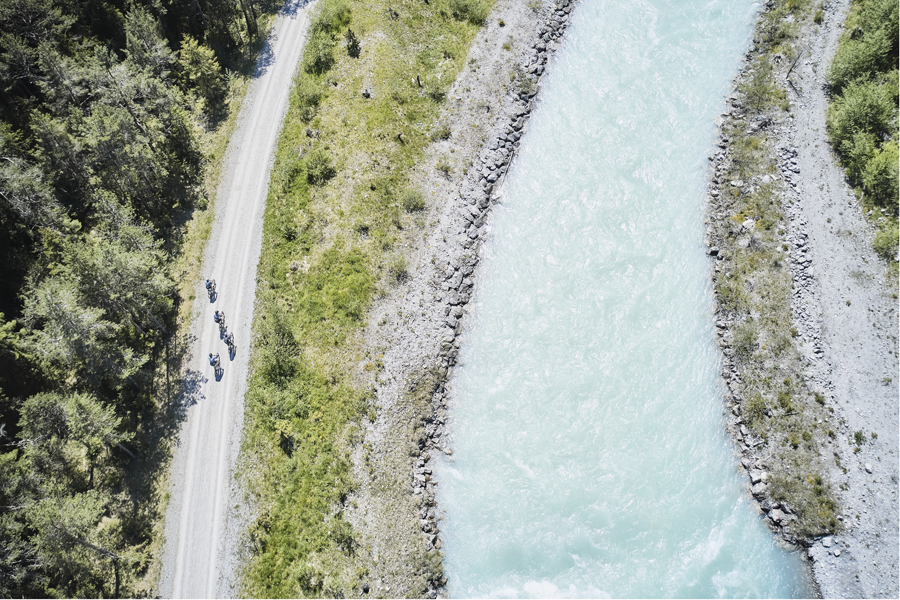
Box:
157;3;311;597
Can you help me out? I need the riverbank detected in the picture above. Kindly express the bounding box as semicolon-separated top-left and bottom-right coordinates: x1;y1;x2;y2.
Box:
707;0;898;596
343;0;580;595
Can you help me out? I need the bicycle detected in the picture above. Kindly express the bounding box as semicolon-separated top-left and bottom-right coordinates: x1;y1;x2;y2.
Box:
208;352;222;378
206;278;216;300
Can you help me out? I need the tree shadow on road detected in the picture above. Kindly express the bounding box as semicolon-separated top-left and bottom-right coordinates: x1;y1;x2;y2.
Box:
254;0;314;78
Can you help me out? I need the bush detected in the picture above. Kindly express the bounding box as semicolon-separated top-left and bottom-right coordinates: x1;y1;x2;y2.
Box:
862;141;899;211
304;30;336;74
305;148;335;185
745;393;767;428
742;58;776;112
430;125;451;141
450;0;490;25
826;78;894;150
313;0;351;34
873;220;898;261
388;256;409;283
733;320;759;362
401;189;425;212
293;76;323;122
345;28;361;58
827;0;898;92
839;130;877;181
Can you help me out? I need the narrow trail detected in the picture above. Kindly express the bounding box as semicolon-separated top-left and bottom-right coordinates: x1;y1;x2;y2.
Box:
158;3;311;597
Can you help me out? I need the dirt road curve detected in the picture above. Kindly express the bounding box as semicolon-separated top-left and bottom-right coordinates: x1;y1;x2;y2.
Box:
158;3;310;597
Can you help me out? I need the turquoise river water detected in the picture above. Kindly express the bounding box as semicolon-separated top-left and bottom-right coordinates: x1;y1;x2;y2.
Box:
433;0;813;597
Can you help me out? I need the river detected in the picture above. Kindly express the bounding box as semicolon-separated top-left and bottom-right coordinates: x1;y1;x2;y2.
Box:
433;0;812;596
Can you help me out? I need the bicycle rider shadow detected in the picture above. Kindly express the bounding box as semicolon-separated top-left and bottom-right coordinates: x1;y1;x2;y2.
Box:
209;290;217;303
214;365;223;381
228;346;236;361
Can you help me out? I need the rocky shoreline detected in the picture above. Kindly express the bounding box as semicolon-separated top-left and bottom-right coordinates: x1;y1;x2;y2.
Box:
706;0;898;597
344;0;580;596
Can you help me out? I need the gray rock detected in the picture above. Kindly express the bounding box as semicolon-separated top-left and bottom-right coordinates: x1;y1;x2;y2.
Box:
751;482;768;497
822;536;833;548
749;469;767;484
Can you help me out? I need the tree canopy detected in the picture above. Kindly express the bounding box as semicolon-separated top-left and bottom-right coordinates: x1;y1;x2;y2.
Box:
0;0;270;594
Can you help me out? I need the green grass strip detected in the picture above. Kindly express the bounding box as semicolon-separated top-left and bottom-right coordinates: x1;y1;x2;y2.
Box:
241;0;492;595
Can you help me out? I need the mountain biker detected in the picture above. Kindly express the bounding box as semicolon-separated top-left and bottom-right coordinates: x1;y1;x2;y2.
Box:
225;332;235;348
214;310;224;324
208;352;220;367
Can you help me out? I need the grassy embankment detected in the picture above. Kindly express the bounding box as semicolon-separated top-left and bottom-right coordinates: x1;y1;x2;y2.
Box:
824;0;898;270
238;0;492;595
710;0;839;539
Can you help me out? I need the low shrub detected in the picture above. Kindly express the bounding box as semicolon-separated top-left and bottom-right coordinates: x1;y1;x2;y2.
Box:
826;78;894;155
862;141;899;211
401;189;426;212
825;0;898;260
293;76;323;122
745;393;768;428
304;30;336;74
306;147;335;185
430;125;451;141
313;0;351;34
345;28;361;58
450;0;489;25
872;220;899;261
733;319;759;362
742;58;777;111
388;255;409;283
827;0;898;92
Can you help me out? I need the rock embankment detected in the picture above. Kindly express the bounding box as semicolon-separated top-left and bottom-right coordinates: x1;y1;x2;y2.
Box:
345;0;580;596
707;0;898;597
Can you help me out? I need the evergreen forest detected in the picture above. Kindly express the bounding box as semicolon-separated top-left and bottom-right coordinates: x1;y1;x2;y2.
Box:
0;0;271;595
